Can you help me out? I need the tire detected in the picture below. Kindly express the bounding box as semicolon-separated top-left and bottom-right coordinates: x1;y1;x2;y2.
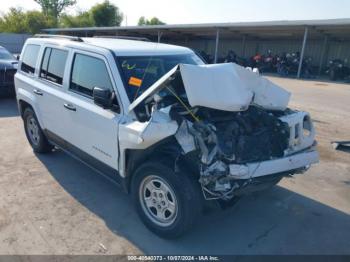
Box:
23;107;53;153
131;161;202;239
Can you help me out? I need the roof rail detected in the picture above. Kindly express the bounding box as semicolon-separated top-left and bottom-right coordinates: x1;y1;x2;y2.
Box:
34;34;84;42
92;35;150;42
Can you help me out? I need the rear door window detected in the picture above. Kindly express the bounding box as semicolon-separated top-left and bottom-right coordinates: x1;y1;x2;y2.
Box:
21;44;40;74
40;47;68;85
70;53;113;97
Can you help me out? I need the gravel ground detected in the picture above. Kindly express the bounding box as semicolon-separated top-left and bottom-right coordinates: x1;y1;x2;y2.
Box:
0;77;349;255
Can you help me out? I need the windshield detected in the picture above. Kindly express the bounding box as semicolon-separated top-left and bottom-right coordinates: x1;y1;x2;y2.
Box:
0;48;14;60
117;53;204;102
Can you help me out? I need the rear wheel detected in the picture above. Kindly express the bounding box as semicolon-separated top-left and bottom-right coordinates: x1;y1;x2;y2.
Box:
131;162;202;238
23;107;53;153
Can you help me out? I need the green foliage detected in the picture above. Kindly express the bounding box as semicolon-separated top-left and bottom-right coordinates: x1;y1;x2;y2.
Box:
138;16;166;26
0;8;54;34
138;16;147;26
34;0;77;22
25;11;56;34
90;1;123;27
0;8;27;33
0;1;132;33
60;11;94;28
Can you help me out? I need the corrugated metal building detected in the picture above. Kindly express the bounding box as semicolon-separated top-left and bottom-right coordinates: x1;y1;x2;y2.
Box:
43;19;350;78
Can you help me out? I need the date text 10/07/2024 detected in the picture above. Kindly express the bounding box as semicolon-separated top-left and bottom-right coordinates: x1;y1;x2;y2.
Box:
127;256;220;261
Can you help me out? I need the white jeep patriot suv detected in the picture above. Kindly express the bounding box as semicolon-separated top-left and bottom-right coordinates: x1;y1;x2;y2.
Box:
15;35;319;238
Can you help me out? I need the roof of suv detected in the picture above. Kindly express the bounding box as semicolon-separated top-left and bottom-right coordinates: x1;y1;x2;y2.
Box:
28;36;194;56
82;38;193;56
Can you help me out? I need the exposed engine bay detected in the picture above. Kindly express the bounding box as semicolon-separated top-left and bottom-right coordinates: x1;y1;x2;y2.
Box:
122;63;319;201
174;107;314;199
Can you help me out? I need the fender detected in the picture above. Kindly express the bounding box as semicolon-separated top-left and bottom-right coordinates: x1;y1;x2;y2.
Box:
15;73;45;129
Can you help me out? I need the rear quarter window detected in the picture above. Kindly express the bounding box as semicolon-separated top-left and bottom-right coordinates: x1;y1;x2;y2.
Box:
40;47;68;85
21;44;40;74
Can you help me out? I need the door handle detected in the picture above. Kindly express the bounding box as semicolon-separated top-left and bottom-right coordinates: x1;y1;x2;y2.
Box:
63;103;76;111
33;89;43;96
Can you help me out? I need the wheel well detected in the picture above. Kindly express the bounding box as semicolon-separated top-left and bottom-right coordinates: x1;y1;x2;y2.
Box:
124;137;198;193
18;100;33;118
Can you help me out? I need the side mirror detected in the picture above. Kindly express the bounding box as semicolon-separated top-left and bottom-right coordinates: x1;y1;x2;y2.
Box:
16;55;20;60
93;87;114;109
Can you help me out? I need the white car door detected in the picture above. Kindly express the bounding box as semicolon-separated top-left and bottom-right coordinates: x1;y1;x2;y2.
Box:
35;45;71;137
15;44;45;125
57;50;122;177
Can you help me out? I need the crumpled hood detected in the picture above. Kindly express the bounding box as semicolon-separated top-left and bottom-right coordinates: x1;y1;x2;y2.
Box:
128;63;291;113
180;63;253;111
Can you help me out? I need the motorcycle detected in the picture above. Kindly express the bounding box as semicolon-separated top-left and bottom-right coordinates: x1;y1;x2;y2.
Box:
224;50;248;67
197;50;213;64
277;52;314;78
250;51;278;73
326;59;350;81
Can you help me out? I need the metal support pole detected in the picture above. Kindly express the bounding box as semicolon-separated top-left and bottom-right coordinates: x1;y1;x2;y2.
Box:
255;42;259;54
157;30;163;43
185;36;189;45
241;35;246;58
297;27;309;78
318;36;329;76
214;29;220;63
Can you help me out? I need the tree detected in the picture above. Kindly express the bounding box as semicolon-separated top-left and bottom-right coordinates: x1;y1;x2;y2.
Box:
0;8;54;34
148;17;166;25
0;8;27;33
138;16;165;26
138;16;147;26
90;1;123;27
25;11;55;34
60;11;94;28
33;0;76;24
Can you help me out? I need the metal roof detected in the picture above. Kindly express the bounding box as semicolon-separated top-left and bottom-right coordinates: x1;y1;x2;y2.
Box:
43;18;350;41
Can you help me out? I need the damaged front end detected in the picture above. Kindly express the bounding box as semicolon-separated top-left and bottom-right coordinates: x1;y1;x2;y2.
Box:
174;106;318;200
124;63;319;201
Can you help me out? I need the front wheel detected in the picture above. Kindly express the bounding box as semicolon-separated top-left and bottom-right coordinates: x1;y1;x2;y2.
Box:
131;162;202;238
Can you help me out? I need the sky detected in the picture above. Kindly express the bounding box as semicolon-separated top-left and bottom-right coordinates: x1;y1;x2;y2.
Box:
0;0;349;26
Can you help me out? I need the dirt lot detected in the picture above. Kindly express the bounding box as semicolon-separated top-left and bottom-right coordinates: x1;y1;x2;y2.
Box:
0;77;349;255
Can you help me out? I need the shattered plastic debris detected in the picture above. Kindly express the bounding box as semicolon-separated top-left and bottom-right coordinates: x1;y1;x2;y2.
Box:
228;164;249;179
202;161;228;178
99;243;108;253
175;120;196;154
189;122;219;165
331;141;350;151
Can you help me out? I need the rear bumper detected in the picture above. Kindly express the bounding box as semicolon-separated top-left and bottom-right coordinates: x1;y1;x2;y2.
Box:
229;148;319;180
